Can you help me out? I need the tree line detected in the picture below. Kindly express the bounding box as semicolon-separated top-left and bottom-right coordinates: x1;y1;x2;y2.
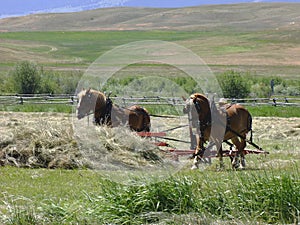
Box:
1;61;299;98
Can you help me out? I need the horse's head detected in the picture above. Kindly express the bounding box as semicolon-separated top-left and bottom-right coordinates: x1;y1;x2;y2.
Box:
183;93;210;125
77;89;95;119
182;93;202;114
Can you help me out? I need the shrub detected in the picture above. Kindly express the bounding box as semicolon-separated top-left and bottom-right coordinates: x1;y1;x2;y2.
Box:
11;61;41;94
218;70;250;99
40;72;61;94
250;82;271;98
7;62;82;95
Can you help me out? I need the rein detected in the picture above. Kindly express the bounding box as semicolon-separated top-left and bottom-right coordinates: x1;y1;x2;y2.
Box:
149;114;179;119
193;98;212;130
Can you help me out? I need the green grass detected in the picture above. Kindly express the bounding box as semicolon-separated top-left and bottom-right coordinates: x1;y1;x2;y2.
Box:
247;105;300;117
0;29;299;79
1;165;299;224
0;31;208;63
0;103;74;114
1;101;299;117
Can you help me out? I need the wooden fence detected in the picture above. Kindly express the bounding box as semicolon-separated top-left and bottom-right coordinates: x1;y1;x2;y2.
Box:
0;94;300;107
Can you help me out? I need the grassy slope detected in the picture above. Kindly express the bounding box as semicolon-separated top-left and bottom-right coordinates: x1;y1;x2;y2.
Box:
0;3;299;79
0;3;299;32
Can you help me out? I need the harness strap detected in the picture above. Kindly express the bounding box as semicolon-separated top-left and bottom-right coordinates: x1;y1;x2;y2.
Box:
99;97;113;125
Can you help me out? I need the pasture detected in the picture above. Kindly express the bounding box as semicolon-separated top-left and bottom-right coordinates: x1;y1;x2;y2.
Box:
0;112;299;224
0;3;299;224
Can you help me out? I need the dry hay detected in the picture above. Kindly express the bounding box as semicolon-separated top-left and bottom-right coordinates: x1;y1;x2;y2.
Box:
0;112;166;170
0;112;81;169
0;112;299;170
252;117;300;140
73;115;176;171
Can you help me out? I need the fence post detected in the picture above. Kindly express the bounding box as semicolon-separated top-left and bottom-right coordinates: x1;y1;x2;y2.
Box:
19;97;23;105
272;98;277;107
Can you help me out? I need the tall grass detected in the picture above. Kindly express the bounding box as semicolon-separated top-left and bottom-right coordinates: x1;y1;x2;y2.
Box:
3;166;298;224
88;168;300;224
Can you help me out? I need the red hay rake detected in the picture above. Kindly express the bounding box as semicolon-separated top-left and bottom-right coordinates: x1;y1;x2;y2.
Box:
136;128;269;161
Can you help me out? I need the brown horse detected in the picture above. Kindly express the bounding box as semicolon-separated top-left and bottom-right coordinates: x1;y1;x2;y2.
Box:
183;93;252;169
77;89;151;132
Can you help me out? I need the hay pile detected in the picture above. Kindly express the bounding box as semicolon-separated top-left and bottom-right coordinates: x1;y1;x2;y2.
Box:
0;112;82;168
73;115;165;171
0;112;164;170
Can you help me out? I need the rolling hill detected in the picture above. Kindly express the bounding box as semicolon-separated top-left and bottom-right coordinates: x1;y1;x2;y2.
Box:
0;3;299;32
0;3;299;81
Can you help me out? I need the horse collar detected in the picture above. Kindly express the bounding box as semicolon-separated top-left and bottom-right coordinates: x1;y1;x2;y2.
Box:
105;97;113;117
193;99;201;114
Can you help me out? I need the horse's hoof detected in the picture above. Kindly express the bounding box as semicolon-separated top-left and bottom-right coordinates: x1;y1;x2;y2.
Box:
232;158;240;169
241;159;246;168
191;165;198;170
217;167;224;172
232;162;246;170
233;164;240;170
188;155;194;160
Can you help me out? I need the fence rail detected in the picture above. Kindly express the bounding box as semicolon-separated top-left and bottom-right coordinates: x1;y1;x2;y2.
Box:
0;94;300;107
0;94;77;106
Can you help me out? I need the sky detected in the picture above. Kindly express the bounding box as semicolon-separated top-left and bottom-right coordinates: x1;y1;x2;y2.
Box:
0;0;299;18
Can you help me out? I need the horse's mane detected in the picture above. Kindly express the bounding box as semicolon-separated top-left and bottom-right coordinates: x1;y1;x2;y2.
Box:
78;88;106;100
77;89;87;99
190;93;206;100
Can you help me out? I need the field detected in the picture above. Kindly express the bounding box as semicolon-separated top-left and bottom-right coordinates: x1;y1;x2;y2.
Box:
0;30;299;80
0;3;300;80
0;112;299;224
0;2;299;224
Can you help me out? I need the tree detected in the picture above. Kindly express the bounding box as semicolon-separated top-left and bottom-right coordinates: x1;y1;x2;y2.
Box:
12;61;41;94
218;70;250;99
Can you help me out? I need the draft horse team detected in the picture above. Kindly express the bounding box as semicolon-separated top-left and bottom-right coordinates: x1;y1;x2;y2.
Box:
77;89;253;170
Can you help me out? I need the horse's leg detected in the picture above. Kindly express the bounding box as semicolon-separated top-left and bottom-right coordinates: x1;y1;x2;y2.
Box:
231;136;246;169
231;137;240;169
191;133;203;170
191;139;200;170
215;140;224;170
239;137;247;169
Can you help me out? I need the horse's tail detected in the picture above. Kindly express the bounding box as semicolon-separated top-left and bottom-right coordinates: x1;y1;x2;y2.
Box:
247;112;253;143
134;106;151;132
143;109;151;132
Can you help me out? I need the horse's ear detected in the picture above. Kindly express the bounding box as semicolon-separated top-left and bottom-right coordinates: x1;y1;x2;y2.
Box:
86;88;91;95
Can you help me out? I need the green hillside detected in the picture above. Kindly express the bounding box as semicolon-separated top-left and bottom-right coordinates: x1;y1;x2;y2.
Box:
0;3;299;87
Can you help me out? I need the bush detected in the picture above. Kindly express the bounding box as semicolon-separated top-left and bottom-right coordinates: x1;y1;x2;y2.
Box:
40;71;61;94
218;70;250;99
11;61;41;94
7;62;82;95
250;82;271;98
